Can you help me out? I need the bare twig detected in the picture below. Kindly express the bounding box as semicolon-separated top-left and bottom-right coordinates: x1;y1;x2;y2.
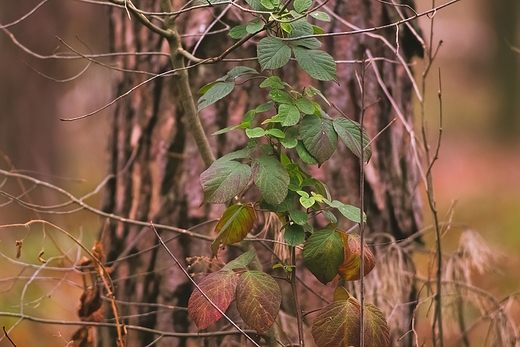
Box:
0;311;255;337
2;326;17;347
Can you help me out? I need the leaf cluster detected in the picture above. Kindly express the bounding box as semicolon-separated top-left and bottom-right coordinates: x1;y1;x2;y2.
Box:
188;251;281;333
191;3;387;346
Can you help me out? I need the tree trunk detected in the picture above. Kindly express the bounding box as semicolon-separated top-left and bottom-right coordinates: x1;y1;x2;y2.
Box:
101;0;422;346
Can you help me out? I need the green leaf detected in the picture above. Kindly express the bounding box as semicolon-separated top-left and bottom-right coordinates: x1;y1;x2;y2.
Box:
305;85;330;105
236;271;281;332
222;250;257;270
246;18;264;34
303;228;344;284
295;97;315;114
200;160;252;204
299;195;315;208
212;204;256;254
280;22;293;33
293;38;322;50
269;89;294;104
287;19;314;37
287;20;322;50
295;140;318;165
198;81;235;111
188;270;238;330
260;76;287;90
284;223;306;246
246;127;266;138
229;24;248;39
310;11;331;22
293;47;337;82
312;25;325;34
253;155;290;205
324;199;365;223
255;102;274;113
322;210;337;224
289;209;308;225
226;66;259;79
245;0;269;11
294;0;312;13
197;81;219;95
300;115;338;166
281;136;298;148
311;296;390;347
266;128;285;138
277;104;301;126
333;117;372;162
212;125;240;135
242;109;257;123
258;37;292;70
296;190;309;198
260;0;279;9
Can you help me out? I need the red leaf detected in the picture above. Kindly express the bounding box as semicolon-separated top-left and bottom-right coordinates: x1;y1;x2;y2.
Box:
188;270;238;330
236;270;281;332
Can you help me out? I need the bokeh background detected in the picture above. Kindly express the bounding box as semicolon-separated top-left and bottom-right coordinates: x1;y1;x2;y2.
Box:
0;0;519;345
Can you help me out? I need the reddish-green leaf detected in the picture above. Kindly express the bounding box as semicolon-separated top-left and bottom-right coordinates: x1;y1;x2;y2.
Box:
338;233;375;281
200;159;252;204
333;284;351;301
300;115;338;166
212;204;256;254
365;303;391;347
236;270;281;332
312;298;361;347
311;294;390;347
303;228;344;284
188;270;238;330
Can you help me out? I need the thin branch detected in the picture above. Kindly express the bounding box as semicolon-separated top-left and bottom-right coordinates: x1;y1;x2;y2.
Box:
281;0;459;41
0;169;215;242
60;69;175;121
365;49;427;186
0;311;255;337
0;0;48;29
2;326;17;347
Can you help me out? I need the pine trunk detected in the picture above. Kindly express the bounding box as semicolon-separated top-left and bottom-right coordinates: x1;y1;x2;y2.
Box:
101;0;422;346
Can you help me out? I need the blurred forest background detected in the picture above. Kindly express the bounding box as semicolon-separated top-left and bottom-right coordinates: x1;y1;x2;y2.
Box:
0;0;519;345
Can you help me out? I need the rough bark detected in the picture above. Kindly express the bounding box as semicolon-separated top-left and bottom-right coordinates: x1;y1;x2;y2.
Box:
101;0;422;346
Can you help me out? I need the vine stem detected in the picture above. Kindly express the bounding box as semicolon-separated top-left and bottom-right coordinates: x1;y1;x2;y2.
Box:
290;247;305;347
358;58;367;347
160;0;215;168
